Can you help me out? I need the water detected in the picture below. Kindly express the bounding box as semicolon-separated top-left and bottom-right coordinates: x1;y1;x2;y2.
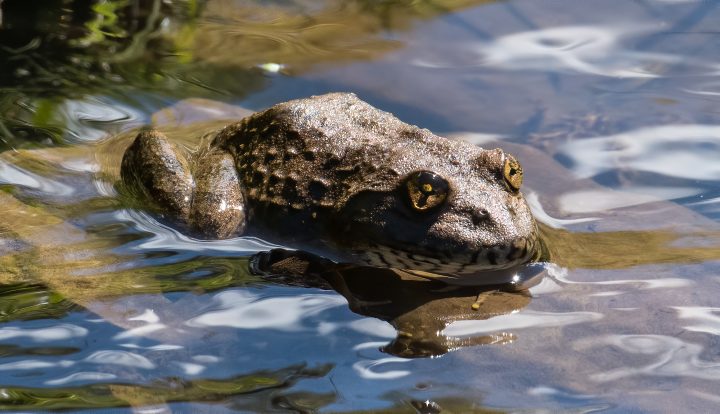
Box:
1;0;720;412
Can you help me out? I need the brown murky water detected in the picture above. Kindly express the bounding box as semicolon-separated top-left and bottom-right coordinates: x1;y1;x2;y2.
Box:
1;0;720;412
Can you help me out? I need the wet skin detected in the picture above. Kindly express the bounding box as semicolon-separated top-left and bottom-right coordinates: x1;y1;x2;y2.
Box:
120;93;538;282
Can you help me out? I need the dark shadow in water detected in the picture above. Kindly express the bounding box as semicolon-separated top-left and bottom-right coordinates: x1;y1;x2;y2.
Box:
0;0;263;150
251;249;534;358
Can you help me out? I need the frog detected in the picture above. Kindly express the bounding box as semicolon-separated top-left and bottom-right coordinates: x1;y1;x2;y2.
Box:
120;92;539;283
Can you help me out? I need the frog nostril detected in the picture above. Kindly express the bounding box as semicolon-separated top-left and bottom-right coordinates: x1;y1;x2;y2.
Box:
472;209;489;226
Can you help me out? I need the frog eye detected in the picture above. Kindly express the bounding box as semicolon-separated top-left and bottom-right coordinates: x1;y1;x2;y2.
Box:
503;153;523;191
406;171;450;212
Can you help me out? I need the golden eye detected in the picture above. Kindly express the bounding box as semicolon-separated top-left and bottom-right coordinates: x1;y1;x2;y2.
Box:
503;153;523;191
406;171;449;211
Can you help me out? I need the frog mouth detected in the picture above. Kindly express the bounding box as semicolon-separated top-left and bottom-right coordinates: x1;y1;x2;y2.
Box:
359;237;538;276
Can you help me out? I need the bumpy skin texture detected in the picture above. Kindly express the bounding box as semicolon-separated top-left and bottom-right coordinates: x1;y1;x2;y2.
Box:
121;130;195;221
121;131;245;239
121;93;539;277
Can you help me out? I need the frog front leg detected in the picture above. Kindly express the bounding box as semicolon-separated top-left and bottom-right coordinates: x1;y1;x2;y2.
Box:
121;130;246;239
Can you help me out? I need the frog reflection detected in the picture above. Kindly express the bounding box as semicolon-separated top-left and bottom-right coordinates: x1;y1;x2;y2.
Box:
251;249;539;358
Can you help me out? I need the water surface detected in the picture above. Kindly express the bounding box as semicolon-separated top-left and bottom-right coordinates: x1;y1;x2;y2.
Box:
1;0;720;412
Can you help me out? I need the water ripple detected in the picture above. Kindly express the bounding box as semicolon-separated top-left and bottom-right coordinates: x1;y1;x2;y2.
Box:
558;124;720;181
0;159;75;196
557;187;703;214
673;306;720;336
415;25;720;78
83;350;155;369
45;372;117;386
186;290;346;331
0;359;74;371
174;362;206;376
348;318;396;339
526;192;599;229
119;209;280;256
443;310;602;337
0;324;88;343
552;269;692;290
58;98;143;143
584;334;720;382
352;357;412;380
479;25;671;77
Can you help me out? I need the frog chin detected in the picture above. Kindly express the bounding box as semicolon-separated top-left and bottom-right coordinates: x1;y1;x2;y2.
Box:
356;237;537;280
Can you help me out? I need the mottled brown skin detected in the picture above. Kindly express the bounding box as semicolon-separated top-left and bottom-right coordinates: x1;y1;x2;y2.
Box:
121;93;539;281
